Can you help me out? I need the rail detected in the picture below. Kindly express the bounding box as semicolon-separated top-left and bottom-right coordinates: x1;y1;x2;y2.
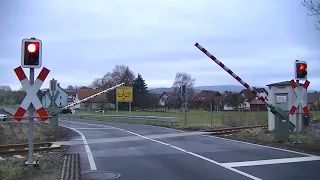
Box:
0;142;65;156
208;124;268;135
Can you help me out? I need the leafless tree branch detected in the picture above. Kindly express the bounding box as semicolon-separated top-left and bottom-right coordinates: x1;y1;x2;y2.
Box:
302;0;320;30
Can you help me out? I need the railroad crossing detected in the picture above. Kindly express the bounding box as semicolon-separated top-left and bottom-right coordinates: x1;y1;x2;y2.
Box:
13;66;50;121
289;79;310;115
194;42;313;142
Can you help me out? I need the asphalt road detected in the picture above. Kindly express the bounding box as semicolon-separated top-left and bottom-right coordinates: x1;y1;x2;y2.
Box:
59;117;320;180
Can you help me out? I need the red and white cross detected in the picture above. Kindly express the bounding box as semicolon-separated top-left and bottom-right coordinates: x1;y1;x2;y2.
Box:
13;66;50;121
289;79;310;115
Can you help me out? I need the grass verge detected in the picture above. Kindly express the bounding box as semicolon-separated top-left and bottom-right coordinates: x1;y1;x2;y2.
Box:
0;109;77;180
220;128;320;156
70;109;269;128
0;149;66;180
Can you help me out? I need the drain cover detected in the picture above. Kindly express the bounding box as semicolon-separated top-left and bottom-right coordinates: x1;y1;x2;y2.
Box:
82;171;121;179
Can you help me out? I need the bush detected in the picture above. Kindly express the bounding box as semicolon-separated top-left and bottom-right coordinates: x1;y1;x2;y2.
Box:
61;108;72;114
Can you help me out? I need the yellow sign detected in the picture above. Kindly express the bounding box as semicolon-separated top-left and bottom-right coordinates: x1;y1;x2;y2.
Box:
116;86;133;102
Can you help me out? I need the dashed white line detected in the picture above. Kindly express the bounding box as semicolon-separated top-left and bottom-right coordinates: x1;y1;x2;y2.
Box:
221;156;320;168
60;120;261;180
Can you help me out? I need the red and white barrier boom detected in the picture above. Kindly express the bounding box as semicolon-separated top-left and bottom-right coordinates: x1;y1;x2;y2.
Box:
194;42;295;130
60;83;125;111
13;66;51;121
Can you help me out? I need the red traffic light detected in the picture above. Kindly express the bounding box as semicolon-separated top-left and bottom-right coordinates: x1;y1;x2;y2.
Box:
299;63;307;71
26;42;39;53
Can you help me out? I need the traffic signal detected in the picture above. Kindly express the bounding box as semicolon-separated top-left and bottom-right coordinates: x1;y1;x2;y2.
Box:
295;61;307;80
21;38;42;68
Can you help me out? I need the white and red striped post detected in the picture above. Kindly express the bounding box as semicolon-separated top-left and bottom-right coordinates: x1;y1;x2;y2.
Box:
289;79;310;115
194;43;270;106
13;66;50;121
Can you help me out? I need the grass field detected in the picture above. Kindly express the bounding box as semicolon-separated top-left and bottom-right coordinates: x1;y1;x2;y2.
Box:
68;109;320;128
71;109;268;127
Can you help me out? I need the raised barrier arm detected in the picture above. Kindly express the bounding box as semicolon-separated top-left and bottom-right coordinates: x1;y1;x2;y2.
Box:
194;42;294;130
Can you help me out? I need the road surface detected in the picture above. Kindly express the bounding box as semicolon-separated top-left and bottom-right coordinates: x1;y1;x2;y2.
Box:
59;117;320;180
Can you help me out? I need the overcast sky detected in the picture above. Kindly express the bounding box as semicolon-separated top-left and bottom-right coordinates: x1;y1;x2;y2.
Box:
0;0;319;90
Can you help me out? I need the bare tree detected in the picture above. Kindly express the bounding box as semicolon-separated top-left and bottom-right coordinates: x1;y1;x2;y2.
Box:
91;65;136;89
90;78;104;89
109;65;135;86
90;65;136;104
302;0;320;30
172;72;196;94
0;85;12;91
67;85;74;89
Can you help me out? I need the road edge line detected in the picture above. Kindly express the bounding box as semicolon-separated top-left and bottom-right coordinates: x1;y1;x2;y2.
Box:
202;135;317;157
60;125;97;171
60;118;317;157
62;120;262;180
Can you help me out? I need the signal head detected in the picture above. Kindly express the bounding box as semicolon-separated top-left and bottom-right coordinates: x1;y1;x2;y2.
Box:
26;42;39;53
299;63;307;71
21;38;42;68
295;61;308;80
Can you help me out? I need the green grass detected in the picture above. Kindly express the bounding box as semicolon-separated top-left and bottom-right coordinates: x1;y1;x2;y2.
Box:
311;111;320;120
70;109;269;127
67;109;320;128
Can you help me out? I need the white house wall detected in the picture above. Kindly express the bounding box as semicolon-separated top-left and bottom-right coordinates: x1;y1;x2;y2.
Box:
159;94;169;106
41;87;68;108
56;86;68;108
223;105;234;111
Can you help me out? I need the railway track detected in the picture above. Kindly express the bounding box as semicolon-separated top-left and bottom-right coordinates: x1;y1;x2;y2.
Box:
208;124;268;135
209;119;320;136
0;142;66;156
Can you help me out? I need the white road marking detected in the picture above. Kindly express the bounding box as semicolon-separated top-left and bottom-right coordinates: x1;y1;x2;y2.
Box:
74;127;115;130
204;135;316;157
60;125;97;171
61;118;316;157
60;120;261;180
221;156;320;168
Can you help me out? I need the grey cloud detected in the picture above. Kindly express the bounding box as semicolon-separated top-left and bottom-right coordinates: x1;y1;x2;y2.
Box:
1;0;319;90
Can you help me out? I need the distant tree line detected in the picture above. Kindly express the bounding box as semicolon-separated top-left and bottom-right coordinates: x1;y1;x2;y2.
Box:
0;64;198;111
89;65;197;111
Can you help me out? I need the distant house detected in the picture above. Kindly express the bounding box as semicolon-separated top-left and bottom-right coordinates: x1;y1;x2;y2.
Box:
158;92;180;108
189;90;221;109
240;87;268;111
65;89;80;109
250;99;267;111
211;94;229;110
41;84;68;108
77;88;113;110
219;93;241;111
